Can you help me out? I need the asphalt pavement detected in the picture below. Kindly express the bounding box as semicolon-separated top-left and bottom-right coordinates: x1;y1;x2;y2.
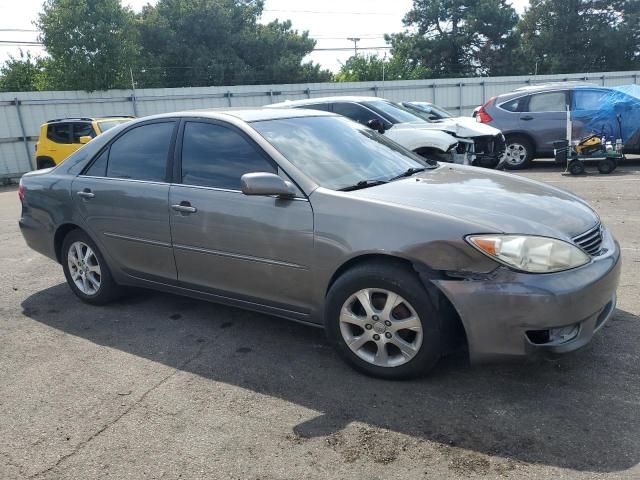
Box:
0;162;638;479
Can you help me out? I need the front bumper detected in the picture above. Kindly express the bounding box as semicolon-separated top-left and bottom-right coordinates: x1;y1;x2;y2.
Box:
474;134;506;161
431;228;621;362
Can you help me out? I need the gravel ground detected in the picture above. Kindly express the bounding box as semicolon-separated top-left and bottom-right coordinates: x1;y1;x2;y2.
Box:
0;162;638;479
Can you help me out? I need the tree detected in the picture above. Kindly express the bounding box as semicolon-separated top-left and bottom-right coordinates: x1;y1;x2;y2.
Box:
335;54;431;82
518;0;640;74
37;0;139;91
135;0;331;88
0;51;51;92
388;0;521;77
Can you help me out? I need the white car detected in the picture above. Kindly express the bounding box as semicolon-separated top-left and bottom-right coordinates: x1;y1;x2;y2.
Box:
402;101;506;168
266;96;478;166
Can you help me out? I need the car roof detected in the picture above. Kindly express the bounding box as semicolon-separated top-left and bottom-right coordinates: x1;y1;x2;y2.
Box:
512;82;600;93
126;108;336;124
268;96;383;108
45;116;135;124
494;83;612;103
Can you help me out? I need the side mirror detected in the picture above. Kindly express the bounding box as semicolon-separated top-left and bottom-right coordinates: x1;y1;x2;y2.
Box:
240;172;297;198
366;119;386;134
79;136;92;144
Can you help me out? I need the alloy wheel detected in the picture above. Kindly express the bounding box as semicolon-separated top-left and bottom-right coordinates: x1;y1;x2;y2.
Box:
67;241;102;295
503;142;528;166
339;288;423;368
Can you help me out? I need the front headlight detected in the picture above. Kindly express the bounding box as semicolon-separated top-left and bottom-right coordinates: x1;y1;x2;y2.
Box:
466;235;590;273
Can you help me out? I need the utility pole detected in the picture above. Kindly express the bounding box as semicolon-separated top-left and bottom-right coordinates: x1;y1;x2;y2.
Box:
129;67;139;117
347;37;360;57
382;52;387;93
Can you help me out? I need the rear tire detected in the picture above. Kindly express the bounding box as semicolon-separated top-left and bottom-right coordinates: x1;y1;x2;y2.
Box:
597;158;617;174
61;230;121;305
36;157;55;169
503;135;534;170
568;159;585;175
325;261;442;379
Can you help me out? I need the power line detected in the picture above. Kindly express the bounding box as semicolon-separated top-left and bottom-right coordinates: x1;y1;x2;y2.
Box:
0;28;38;32
0;41;43;46
0;40;390;52
314;46;391;51
263;9;396;16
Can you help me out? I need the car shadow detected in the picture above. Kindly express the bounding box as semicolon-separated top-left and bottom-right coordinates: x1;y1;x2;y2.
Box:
21;284;640;473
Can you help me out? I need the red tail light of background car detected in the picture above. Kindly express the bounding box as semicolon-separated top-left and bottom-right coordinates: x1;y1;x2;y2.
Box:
476;97;496;123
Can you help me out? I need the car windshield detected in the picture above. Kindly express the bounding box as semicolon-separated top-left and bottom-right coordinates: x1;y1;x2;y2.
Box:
252;116;434;191
97;119;132;132
364;100;426;124
411;102;453;119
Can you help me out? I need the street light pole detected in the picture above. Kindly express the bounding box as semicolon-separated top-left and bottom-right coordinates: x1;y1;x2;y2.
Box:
347;37;361;57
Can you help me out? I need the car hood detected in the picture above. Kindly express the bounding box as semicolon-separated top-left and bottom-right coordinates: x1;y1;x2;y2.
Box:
397;118;501;138
349;165;598;239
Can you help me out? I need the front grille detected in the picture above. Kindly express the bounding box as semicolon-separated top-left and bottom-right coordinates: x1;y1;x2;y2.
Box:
573;224;603;256
474;134;506;157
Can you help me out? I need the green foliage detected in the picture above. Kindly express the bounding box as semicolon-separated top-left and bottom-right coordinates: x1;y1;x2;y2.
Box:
135;0;331;87
37;0;139;91
389;0;521;77
3;0;640;91
0;51;51;92
518;0;640;74
335;54;431;82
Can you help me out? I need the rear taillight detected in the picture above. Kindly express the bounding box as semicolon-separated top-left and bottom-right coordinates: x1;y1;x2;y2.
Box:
18;179;24;203
476;97;495;123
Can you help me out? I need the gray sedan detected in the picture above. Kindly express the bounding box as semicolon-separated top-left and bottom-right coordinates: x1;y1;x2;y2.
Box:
18;109;620;379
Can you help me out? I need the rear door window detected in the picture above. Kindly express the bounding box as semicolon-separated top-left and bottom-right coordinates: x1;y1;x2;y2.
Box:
46;123;72;144
333;102;381;125
71;122;96;142
106;122;175;182
527;91;568;112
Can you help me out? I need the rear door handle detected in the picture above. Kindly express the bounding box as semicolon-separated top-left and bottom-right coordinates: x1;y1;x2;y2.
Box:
171;202;197;214
520;116;534;121
77;190;95;199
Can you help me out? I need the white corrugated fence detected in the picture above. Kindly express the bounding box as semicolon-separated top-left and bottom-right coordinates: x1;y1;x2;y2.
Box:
1;70;639;180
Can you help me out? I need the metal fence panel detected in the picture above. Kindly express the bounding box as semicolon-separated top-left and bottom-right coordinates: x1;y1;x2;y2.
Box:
1;70;639;179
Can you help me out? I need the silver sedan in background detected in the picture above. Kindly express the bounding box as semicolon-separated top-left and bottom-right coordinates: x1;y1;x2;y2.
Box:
18;109;620;379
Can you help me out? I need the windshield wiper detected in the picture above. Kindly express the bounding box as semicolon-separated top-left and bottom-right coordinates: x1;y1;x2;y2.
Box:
338;179;388;191
388;167;428;182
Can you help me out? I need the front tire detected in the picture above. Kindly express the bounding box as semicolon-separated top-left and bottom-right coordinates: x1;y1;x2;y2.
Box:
503;135;534;170
325;261;442;379
61;230;121;305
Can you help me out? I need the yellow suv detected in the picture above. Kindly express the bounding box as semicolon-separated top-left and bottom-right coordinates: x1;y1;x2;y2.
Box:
35;116;134;169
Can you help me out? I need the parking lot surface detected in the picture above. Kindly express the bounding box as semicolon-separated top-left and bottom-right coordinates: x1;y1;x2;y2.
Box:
1;162;639;479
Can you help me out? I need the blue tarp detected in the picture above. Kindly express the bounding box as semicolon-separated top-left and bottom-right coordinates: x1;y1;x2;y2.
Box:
571;85;640;146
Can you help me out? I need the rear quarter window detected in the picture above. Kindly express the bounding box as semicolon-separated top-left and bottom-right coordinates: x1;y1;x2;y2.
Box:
295;103;330;112
499;97;526;112
46;123;72;144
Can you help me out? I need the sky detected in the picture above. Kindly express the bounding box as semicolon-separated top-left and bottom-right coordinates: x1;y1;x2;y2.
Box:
0;0;530;72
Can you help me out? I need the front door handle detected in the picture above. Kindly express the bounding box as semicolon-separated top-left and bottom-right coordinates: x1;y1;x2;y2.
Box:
171;202;197;214
77;189;95;199
520;116;534;121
